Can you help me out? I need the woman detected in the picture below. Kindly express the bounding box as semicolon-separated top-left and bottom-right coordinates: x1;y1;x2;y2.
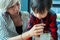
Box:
0;0;44;40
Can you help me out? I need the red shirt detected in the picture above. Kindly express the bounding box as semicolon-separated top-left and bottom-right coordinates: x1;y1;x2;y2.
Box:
27;10;58;40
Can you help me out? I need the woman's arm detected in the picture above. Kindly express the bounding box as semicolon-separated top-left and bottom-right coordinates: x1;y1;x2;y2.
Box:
8;31;31;40
8;23;45;40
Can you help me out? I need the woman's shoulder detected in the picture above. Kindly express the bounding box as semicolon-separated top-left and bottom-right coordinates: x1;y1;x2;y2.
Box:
0;12;8;22
0;13;5;22
20;11;30;20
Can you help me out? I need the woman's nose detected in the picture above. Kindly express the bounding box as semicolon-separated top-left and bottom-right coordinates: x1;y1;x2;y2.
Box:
15;6;19;11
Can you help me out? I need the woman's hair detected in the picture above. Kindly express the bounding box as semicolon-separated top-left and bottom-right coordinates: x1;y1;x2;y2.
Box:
0;0;20;10
31;0;52;13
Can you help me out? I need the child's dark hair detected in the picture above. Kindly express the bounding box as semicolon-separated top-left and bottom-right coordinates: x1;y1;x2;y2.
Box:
31;0;52;13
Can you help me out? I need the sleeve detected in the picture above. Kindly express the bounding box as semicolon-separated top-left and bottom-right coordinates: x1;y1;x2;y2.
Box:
27;19;33;30
26;20;33;40
0;17;9;40
26;15;33;40
49;14;58;40
27;15;33;30
21;11;30;32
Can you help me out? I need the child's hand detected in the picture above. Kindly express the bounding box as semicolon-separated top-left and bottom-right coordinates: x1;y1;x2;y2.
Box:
29;23;46;36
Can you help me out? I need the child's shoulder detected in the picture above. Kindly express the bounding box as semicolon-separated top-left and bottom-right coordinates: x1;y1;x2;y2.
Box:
49;10;56;16
48;10;57;20
30;13;36;19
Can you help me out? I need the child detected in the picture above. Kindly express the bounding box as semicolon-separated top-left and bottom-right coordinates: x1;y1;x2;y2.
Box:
27;0;58;40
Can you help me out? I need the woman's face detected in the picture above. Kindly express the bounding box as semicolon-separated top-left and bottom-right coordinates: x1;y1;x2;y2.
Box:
7;2;20;15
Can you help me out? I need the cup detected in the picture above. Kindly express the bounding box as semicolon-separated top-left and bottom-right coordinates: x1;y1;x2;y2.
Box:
40;33;51;40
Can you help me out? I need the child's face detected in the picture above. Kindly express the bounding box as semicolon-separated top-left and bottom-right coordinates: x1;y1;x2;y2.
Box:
33;9;48;19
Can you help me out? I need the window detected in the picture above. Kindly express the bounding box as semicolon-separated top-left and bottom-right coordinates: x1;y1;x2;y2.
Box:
20;0;28;11
53;0;60;7
51;0;60;14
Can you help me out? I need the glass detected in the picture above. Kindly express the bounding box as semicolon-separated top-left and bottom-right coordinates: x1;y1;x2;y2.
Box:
32;33;51;40
40;33;51;40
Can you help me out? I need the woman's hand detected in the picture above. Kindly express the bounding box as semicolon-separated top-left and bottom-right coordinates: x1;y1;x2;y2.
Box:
50;36;54;40
29;23;46;37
